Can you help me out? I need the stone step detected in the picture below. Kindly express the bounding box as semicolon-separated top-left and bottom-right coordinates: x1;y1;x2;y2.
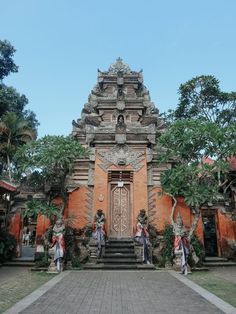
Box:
107;238;134;243
105;243;135;248
203;261;236;267
4;261;35;267
204;256;228;262
137;264;156;270
105;250;135;255
98;258;137;264
105;245;135;250
103;253;136;258
12;257;35;262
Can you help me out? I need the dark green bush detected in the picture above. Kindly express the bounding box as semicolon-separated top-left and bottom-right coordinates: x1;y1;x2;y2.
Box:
64;226;79;262
161;224;174;264
190;233;205;266
71;256;81;268
35;252;46;261
35;254;50;268
148;224;159;247
0;231;17;262
160;225;204;267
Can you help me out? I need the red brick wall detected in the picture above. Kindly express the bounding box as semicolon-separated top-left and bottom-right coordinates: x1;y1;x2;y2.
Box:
67;186;90;229
217;210;236;257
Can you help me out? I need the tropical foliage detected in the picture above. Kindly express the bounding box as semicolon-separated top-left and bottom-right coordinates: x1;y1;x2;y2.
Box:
23;199;60;222
163;75;236;126
0;112;36;180
0;230;17;262
0;39;38;180
158;75;236;239
15;135;88;213
0;39;18;81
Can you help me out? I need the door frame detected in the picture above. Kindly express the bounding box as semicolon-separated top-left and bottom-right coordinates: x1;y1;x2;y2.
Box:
202;209;220;257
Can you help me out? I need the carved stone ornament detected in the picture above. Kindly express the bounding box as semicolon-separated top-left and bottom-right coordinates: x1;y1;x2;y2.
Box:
98;144;144;172
108;58;131;74
98;194;104;202
116;100;125;111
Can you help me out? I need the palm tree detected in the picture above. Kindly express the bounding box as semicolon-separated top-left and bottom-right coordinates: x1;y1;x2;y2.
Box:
0;112;36;181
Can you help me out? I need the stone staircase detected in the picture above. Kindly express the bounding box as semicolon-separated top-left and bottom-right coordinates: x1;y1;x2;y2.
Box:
203;256;236;267
98;238;138;270
85;237;155;270
4;245;35;267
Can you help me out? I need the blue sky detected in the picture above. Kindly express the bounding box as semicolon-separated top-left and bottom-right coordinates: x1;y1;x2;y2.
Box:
1;0;236;137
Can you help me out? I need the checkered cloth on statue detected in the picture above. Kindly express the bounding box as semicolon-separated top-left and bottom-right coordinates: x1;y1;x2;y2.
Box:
135;209;149;239
51;219;65;265
134;209;150;264
92;209;106;238
92;209;106;258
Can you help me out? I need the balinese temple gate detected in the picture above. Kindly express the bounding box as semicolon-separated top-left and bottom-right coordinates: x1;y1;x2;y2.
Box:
66;58;166;239
8;58;236;263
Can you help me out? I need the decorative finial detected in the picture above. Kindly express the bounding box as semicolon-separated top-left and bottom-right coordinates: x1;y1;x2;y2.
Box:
108;58;131;74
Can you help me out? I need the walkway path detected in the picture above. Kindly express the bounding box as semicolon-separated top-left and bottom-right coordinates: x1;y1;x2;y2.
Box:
5;270;234;314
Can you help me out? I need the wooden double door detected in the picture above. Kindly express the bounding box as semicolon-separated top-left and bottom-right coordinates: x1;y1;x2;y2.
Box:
110;183;131;237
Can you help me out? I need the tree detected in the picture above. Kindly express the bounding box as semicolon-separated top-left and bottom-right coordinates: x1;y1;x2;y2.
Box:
15;135;88;214
23;199;60;224
0;40;18;81
0;39;39;130
0;111;36;180
158;76;236;240
0;85;39;130
163;75;236;127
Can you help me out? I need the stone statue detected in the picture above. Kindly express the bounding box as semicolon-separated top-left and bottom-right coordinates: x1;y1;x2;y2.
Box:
50;219;65;272
116;115;126;134
173;213;189;275
92;209;106;258
134;209;150;264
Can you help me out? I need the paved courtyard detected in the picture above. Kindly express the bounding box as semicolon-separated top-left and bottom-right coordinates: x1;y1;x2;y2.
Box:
5;270;230;314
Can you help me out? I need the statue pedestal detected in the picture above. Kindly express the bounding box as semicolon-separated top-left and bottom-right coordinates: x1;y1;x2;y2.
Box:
134;243;143;263
173;249;190;274
47;248;64;273
134;241;153;264
47;248;58;273
88;238;104;264
173;249;182;271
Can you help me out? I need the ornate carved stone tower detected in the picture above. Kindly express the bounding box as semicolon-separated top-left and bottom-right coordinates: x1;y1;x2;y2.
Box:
68;58;166;237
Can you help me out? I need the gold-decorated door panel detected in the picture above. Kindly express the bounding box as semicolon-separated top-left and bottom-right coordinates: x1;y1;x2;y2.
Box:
110;184;130;237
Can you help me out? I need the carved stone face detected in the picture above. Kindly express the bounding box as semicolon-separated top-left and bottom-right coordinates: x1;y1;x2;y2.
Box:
140;209;146;216
55;219;62;227
97;209;103;216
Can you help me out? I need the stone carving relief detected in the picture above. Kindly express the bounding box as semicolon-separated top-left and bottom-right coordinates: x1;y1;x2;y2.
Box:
85;187;94;224
98;144;144;172
116;100;125;111
87;164;95;186
108;57;131;74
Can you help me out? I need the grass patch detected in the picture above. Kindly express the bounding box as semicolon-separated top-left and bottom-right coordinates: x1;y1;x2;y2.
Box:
0;271;56;313
189;271;236;307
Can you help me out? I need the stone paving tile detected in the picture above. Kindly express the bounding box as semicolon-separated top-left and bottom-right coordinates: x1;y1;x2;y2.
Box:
20;271;224;314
